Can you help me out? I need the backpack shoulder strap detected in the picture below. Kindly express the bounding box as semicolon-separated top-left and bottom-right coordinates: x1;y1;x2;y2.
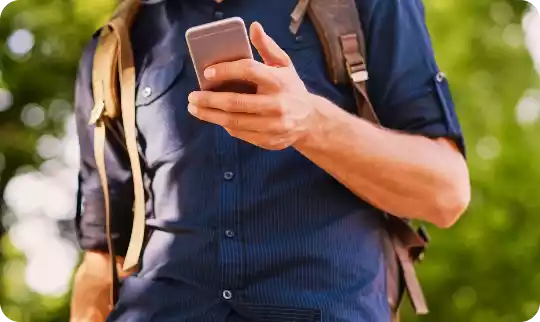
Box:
290;0;429;319
290;0;377;123
88;0;143;307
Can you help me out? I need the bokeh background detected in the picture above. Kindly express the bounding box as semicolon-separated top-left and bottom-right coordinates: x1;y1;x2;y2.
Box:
0;0;539;321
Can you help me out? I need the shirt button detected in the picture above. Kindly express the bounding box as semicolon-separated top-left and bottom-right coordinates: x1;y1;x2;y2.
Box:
142;86;152;98
295;35;303;43
222;290;232;300
214;11;224;20
436;72;446;83
225;230;235;238
223;171;234;180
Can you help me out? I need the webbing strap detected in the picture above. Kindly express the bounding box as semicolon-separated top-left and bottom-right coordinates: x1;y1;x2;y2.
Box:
89;0;142;308
93;120;120;306
91;30;121;307
339;34;379;124
340;32;429;316
106;17;146;272
392;233;429;315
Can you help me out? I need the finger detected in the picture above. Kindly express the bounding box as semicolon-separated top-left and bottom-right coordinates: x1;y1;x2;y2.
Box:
188;91;279;115
205;59;279;89
250;22;292;68
188;105;285;133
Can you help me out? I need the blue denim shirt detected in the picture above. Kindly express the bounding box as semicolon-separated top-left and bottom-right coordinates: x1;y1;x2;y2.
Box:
74;0;464;321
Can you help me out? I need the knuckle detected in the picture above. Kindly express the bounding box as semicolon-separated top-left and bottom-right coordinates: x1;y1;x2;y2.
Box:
232;94;244;111
277;99;288;116
224;116;239;128
223;116;233;127
242;61;257;79
222;95;234;112
282;119;294;132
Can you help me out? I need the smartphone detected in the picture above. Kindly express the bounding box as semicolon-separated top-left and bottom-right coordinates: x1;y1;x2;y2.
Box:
185;17;257;94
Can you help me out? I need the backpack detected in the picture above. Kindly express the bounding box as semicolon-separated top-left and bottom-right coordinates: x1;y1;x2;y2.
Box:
87;0;430;320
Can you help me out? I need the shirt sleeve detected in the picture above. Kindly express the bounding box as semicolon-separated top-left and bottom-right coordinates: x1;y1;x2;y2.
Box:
74;36;134;257
360;0;465;154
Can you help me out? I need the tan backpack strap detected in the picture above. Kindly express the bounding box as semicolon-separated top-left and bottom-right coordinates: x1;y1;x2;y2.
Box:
94;119;121;307
111;0;141;25
106;16;146;272
90;29;123;307
89;0;142;307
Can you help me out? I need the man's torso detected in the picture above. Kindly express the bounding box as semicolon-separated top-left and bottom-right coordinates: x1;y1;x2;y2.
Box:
85;0;396;321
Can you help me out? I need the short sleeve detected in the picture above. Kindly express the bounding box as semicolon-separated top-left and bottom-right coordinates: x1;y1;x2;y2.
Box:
361;0;465;154
74;36;135;256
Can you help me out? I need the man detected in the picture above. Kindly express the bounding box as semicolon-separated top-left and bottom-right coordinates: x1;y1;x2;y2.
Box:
71;0;470;321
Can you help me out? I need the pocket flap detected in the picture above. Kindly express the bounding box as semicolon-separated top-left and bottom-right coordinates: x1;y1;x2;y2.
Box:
136;53;185;107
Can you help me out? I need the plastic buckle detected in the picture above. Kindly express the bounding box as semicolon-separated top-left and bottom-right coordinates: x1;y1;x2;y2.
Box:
88;100;106;125
350;69;369;83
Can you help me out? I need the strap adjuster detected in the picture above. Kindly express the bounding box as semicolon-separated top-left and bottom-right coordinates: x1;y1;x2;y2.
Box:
350;69;369;83
340;34;369;83
89;80;107;125
289;0;311;35
89;100;105;125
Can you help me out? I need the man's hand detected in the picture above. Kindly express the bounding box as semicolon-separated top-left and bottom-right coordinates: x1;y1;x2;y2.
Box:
187;22;469;226
187;22;317;150
70;251;134;322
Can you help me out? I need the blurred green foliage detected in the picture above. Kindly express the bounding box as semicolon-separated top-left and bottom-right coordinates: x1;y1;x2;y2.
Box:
0;0;539;321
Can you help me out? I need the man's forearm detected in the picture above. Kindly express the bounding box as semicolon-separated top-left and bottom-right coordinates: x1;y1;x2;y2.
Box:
294;94;470;228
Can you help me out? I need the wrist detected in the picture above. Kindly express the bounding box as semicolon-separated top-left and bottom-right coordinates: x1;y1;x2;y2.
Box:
294;94;339;151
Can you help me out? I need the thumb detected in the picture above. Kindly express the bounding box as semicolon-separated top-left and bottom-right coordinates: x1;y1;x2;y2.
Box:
250;22;292;68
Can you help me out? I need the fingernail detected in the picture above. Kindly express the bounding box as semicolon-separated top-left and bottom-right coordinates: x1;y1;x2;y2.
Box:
204;68;215;79
188;92;197;103
188;104;198;114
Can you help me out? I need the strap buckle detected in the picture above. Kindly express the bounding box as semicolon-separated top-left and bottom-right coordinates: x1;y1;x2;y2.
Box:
88;100;106;125
289;0;311;35
350;69;369;83
340;34;369;83
89;80;107;125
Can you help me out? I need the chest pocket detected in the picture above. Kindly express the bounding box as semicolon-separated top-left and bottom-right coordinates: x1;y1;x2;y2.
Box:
133;18;351;167
135;50;207;167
